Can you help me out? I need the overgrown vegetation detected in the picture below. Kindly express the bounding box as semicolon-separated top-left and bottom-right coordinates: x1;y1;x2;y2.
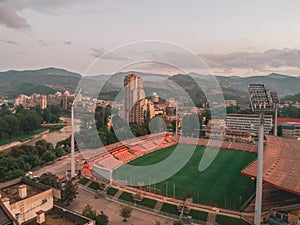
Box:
0;137;71;182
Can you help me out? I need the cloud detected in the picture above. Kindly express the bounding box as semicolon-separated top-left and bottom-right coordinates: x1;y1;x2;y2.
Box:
38;40;54;46
0;3;30;29
63;41;71;45
0;38;19;45
119;61;184;75
200;48;300;76
91;47;105;57
0;0;99;29
90;47;129;60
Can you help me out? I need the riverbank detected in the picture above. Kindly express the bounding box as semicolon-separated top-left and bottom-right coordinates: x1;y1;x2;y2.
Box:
0;117;70;152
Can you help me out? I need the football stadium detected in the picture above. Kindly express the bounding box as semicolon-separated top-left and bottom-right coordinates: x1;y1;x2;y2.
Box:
81;131;300;224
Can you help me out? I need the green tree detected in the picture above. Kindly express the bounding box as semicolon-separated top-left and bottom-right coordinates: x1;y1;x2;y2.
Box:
24;153;41;168
51;147;64;158
0;118;9;141
62;180;78;206
0;104;10;116
182;113;199;137
48;105;61;123
82;204;97;220
42;108;52;123
82;205;109;225
172;120;176;133
97;212;109;225
119;205;133;222
2;114;19;138
41;151;56;163
40;172;62;189
55;136;71;151
148;117;166;133
6;169;25;180
21;111;42;133
35;140;54;157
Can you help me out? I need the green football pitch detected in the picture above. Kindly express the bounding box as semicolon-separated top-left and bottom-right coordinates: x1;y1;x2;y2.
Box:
113;145;257;210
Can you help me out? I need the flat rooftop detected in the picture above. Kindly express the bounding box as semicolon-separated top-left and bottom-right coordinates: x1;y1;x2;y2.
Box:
0;183;41;204
0;178;50;204
24;206;92;225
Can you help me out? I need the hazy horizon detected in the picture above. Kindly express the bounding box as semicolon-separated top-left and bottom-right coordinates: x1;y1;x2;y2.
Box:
1;66;300;78
1;1;300;76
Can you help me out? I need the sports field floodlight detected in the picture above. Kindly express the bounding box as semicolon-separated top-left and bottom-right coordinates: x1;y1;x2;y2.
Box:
270;92;280;136
248;84;273;112
248;84;275;225
71;88;81;178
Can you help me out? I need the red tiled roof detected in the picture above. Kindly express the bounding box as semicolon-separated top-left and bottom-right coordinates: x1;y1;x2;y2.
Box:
277;118;300;124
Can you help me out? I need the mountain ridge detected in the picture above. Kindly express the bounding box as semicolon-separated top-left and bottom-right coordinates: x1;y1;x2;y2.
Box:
0;67;299;103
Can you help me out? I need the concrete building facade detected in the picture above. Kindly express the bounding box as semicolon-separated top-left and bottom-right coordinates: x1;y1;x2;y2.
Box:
123;74;155;126
226;114;273;134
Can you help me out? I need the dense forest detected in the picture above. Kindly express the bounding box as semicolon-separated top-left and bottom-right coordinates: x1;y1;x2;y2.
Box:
0;104;61;141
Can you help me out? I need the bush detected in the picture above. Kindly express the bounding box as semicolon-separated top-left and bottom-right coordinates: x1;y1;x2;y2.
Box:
88;181;100;190
189;209;208;221
160;203;179;215
119;191;132;202
79;177;90;185
107;187;118;196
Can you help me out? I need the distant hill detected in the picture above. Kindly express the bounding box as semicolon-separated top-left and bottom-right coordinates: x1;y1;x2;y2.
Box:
0;67;81;98
216;74;300;97
0;67;299;104
282;93;300;102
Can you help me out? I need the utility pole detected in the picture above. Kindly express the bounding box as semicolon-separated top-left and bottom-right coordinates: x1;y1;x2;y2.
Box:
71;88;81;178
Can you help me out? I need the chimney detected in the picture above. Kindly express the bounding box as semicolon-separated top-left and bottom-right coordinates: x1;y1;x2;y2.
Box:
19;185;27;199
36;210;45;224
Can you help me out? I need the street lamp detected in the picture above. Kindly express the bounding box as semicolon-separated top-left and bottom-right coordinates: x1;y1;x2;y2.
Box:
71;88;81;178
270;92;280;136
248;84;274;225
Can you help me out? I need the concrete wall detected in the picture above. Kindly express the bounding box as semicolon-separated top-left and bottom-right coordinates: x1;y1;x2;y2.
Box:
0;178;22;189
53;205;95;225
9;189;53;224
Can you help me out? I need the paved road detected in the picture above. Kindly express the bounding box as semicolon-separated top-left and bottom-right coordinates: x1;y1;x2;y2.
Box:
68;187;175;225
33;152;82;178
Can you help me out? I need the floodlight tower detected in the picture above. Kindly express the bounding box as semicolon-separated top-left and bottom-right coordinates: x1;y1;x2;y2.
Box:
270;92;280;136
71;88;81;178
175;104;178;136
248;84;274;225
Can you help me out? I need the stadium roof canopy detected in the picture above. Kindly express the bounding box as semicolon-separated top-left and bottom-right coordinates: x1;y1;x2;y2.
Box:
242;135;300;195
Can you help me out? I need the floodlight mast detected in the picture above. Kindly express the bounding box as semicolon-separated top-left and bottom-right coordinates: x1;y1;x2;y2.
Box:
71;88;81;179
248;84;274;225
271;92;280;136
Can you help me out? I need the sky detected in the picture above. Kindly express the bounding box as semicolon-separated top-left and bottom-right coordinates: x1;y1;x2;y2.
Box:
1;0;300;76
